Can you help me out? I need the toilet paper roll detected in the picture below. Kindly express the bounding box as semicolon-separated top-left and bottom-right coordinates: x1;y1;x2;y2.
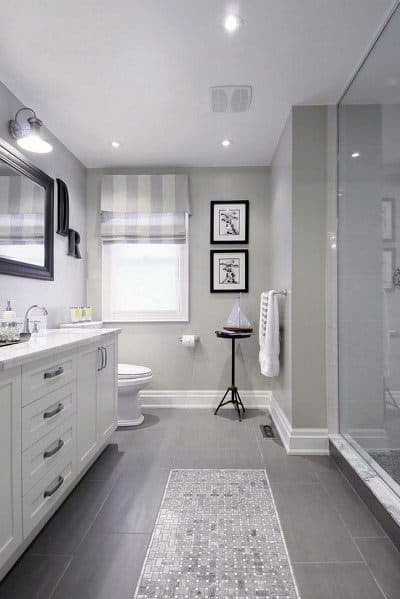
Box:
181;335;196;347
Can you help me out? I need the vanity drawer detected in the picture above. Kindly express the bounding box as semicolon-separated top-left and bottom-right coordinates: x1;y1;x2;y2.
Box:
23;450;75;539
22;382;76;451
22;352;76;407
22;416;76;494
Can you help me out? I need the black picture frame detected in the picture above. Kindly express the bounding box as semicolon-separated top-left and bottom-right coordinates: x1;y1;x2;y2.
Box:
0;138;54;280
210;200;249;244
210;249;249;293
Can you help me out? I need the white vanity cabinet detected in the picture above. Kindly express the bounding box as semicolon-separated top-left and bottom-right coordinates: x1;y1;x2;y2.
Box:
0;367;22;569
76;338;117;473
0;329;119;579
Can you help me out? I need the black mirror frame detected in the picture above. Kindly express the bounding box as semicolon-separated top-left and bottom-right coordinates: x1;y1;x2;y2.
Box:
0;138;54;281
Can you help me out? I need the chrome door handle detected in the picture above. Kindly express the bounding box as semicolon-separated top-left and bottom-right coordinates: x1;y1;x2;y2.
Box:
97;346;104;371
103;346;108;369
43;402;64;419
44;366;64;379
43;475;64;498
43;439;64;459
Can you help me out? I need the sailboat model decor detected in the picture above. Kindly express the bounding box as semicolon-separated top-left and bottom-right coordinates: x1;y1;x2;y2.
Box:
224;294;253;333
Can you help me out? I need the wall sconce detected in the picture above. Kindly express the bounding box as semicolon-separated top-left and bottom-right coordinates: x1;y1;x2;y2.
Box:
8;107;53;154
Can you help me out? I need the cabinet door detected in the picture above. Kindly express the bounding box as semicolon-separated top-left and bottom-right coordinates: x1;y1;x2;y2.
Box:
0;368;22;570
98;339;117;444
76;345;100;472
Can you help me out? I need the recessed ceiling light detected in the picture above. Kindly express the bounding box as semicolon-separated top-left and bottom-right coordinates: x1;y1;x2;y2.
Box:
223;14;243;32
351;152;360;158
111;141;120;148
221;139;231;147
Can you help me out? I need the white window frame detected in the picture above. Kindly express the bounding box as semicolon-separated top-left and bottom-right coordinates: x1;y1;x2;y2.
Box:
102;214;189;323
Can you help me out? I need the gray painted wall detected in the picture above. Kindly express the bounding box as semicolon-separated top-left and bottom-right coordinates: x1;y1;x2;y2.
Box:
269;106;327;430
269;117;293;422
0;81;86;326
87;166;271;391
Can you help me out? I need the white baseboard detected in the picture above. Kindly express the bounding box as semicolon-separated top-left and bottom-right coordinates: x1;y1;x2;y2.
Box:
270;394;329;455
140;389;271;409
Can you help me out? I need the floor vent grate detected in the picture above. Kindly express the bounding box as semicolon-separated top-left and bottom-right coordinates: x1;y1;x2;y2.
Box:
261;424;275;439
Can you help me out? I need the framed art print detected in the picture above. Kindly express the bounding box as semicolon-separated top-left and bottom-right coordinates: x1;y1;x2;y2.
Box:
210;250;248;293
210;200;249;244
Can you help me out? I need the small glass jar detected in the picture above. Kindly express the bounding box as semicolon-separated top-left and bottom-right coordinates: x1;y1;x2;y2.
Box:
0;321;20;342
86;306;93;321
79;307;87;322
70;307;80;323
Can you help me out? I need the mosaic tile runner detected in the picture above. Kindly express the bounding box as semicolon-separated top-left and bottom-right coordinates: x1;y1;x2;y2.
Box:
134;469;300;599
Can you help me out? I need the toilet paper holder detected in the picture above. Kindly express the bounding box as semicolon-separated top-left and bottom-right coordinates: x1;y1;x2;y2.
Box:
179;335;200;342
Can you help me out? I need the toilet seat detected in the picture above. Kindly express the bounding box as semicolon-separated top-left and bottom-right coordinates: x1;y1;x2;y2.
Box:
118;363;152;380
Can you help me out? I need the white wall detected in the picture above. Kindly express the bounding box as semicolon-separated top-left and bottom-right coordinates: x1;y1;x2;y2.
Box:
0;81;86;326
87;166;271;391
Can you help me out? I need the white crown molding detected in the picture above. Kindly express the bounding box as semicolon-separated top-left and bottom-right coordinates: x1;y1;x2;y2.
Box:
270;394;329;455
140;389;271;409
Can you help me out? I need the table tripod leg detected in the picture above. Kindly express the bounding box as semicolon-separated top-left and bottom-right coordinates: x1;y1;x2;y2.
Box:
214;387;230;415
235;389;246;412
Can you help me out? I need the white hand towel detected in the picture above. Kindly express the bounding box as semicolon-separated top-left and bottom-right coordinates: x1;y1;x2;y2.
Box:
259;291;280;377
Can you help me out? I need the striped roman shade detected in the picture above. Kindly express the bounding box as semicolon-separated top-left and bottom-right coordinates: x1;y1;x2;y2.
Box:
100;174;190;242
0;174;45;243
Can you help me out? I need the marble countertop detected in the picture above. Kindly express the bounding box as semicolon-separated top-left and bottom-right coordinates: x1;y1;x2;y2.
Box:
0;328;121;370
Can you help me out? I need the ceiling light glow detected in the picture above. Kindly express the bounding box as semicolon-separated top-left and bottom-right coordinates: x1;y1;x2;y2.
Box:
223;14;243;32
9;107;53;154
351;152;360;158
111;141;120;148
221;139;231;147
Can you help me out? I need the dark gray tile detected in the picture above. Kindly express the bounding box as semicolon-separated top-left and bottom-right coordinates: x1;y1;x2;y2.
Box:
83;443;125;483
0;554;71;599
93;467;169;533
293;563;385;599
28;479;112;555
272;482;362;562
356;537;400;599
316;469;385;538
114;429;177;470
173;424;263;468
51;531;149;599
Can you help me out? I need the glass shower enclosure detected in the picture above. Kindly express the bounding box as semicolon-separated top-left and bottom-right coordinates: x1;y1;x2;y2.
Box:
338;4;400;497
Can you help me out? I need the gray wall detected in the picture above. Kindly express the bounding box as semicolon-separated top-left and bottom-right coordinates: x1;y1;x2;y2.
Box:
87;167;271;391
269;106;327;430
0;81;86;326
269;117;293;422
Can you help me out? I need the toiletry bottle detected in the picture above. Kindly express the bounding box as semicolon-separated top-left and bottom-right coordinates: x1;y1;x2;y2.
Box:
2;300;16;322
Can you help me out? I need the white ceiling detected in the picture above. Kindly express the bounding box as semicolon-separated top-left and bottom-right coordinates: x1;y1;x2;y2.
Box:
0;0;395;168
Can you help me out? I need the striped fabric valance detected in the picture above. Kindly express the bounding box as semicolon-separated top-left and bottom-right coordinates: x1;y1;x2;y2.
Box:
100;174;190;242
0;175;45;242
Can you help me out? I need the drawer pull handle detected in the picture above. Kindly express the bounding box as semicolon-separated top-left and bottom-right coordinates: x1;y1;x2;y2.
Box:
43;475;64;498
43;403;64;420
43;439;64;459
44;366;64;379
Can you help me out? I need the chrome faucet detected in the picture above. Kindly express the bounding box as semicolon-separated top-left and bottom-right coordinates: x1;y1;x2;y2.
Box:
23;305;48;335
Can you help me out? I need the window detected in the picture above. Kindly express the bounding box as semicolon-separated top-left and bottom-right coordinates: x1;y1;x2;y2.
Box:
102;236;188;322
100;173;190;322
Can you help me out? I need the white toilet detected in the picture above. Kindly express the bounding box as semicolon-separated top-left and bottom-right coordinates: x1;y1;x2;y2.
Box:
117;363;152;427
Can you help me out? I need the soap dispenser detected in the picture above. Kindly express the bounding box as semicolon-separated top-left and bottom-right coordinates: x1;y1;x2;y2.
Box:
2;300;16;322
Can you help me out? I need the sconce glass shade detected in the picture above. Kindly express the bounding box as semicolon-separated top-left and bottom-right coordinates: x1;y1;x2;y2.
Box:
9;110;53;154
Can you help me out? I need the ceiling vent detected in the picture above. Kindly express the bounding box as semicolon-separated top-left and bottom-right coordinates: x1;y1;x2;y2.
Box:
210;86;252;113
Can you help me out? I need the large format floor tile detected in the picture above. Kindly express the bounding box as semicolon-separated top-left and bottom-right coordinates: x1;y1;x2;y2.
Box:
51;530;149;599
272;482;362;562
293;563;384;599
355;537;400;599
0;554;71;599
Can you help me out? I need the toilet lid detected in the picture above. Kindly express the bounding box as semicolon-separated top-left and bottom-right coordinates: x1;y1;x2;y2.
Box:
118;363;152;379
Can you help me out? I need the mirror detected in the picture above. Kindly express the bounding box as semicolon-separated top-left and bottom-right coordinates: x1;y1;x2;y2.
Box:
0;140;54;280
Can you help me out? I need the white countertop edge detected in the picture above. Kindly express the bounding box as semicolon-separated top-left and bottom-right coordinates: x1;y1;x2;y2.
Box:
0;328;121;370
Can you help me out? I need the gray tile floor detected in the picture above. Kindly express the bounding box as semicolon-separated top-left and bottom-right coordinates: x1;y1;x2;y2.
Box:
1;408;399;598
